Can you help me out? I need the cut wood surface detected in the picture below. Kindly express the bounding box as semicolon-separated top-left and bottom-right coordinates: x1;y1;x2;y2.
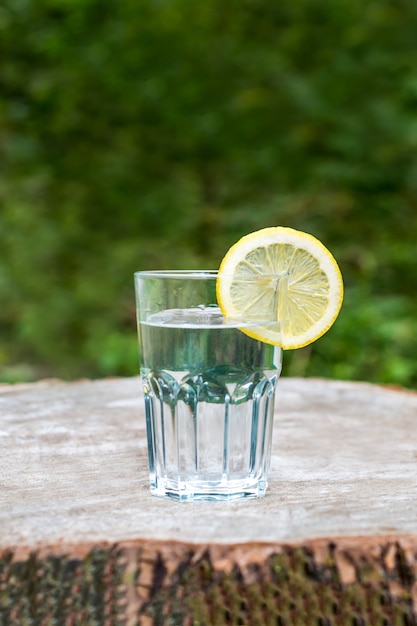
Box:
1;376;417;548
1;376;417;625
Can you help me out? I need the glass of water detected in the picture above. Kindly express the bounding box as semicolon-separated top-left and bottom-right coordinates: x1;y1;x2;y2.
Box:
134;270;285;501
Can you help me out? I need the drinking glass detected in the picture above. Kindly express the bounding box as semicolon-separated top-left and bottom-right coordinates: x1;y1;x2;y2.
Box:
134;270;285;501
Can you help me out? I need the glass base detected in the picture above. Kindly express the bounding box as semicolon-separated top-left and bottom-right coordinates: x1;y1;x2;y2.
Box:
149;476;268;502
143;362;279;503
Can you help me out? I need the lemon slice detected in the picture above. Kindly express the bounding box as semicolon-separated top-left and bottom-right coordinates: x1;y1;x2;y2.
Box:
216;226;344;349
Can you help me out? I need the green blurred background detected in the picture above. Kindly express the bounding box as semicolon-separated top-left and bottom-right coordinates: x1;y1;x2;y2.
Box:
1;0;417;387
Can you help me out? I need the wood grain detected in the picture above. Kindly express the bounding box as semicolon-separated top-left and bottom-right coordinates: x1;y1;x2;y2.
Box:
1;376;417;624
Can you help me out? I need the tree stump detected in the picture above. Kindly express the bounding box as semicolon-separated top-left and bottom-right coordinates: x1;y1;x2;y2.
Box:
1;376;417;625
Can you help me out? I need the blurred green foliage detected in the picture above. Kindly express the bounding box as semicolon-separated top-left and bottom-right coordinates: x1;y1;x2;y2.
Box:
1;0;417;386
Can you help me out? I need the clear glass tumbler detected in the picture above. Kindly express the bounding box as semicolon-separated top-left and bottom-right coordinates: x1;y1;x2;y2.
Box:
134;270;285;501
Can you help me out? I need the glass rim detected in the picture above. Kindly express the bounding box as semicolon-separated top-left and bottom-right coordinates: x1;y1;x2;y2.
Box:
134;269;288;279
